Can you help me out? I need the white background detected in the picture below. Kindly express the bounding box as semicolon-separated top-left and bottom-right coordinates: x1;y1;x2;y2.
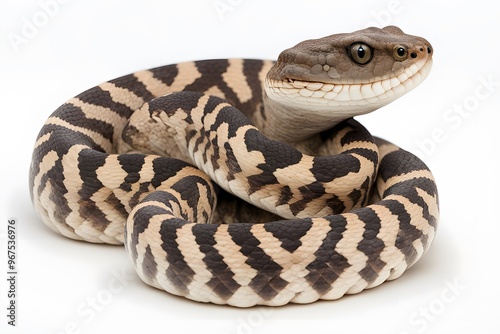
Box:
1;0;499;333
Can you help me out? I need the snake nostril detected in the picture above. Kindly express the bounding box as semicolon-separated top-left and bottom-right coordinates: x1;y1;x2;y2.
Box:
410;52;417;59
420;48;424;52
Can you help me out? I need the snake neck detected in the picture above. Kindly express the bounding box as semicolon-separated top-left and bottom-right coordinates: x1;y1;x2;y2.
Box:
257;93;351;146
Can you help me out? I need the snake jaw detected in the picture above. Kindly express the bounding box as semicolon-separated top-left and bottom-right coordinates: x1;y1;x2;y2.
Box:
265;56;432;115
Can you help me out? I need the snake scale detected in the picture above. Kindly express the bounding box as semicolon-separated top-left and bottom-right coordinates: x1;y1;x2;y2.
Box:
29;26;439;307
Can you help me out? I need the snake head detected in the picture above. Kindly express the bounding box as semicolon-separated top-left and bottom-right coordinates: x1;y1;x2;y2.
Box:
265;26;433;117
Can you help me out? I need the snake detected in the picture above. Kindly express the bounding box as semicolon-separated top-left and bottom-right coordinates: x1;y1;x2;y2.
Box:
29;26;439;307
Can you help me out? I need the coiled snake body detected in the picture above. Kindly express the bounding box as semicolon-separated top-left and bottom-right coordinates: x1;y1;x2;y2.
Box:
29;26;439;307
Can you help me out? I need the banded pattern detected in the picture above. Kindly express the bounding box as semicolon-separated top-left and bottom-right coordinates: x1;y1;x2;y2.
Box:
30;26;439;307
141;92;379;219
30;59;272;243
125;136;437;306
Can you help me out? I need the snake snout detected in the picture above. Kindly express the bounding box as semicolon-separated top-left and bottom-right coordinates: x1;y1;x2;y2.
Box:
406;41;433;61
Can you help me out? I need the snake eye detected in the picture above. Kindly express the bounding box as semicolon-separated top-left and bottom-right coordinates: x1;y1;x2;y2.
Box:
349;43;373;65
393;45;408;61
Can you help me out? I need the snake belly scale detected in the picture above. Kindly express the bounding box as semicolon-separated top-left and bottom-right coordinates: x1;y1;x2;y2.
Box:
29;26;439;307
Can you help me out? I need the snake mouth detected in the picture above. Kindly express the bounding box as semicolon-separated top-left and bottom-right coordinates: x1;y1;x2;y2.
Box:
265;57;433;114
